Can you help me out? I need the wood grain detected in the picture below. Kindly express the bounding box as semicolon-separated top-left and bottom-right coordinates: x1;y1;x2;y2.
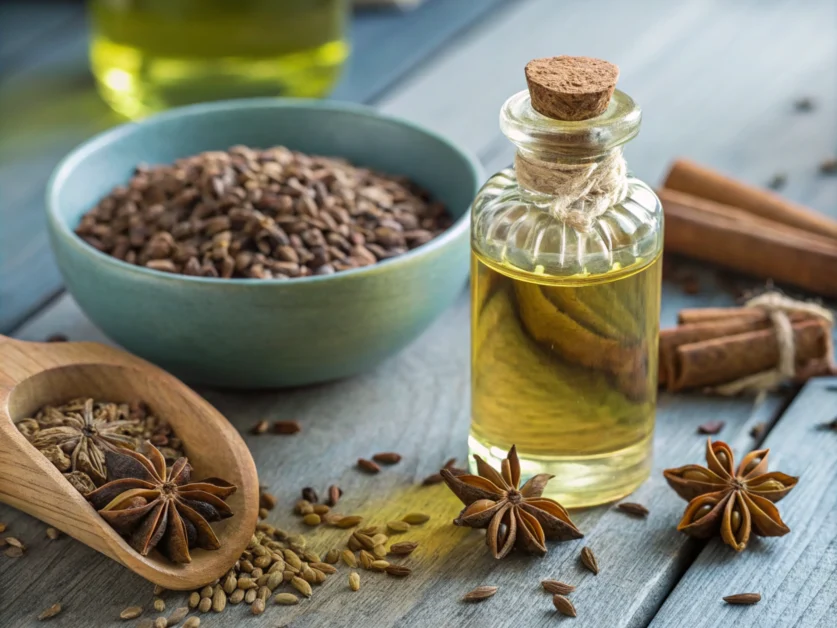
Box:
649;379;837;628
0;336;259;591
1;0;836;625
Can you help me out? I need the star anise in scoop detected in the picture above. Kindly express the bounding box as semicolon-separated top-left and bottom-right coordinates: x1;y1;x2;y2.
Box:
441;445;582;559
663;439;798;552
86;442;237;563
29;399;137;484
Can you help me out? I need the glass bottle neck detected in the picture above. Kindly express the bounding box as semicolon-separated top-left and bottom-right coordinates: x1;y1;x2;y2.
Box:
500;89;641;163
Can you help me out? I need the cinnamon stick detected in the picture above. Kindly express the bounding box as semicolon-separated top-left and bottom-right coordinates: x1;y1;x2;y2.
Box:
668;318;831;391
664;158;837;240
659;312;811;386
660;188;837;296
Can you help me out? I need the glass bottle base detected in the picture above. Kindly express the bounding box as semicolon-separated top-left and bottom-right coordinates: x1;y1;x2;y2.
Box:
468;433;652;509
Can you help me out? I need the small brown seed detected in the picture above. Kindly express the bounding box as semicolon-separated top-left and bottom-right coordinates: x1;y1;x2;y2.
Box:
349;571;361;591
313;504;330;515
616;502;649;517
154;618;167;628
200;585;214;598
137;620;154;628
45;528;60;540
336;515;363;528
372;544;387;559
723;593;761;605
580;547;599;574
273;420;301;434
387;520;410;533
153;585;166;596
354;532;377;550
183;618;200;628
291;576;313;597
295;500;314;515
342;549;358;567
553;594;577;617
326;485;342;506
244;589;257;605
229;590;245;605
325;548;340;564
283;549;303;569
359;550;374;570
389;541;418;556
38;604;63;621
198;598;212;613
372;452;402;465
274;592;300;605
370;560;390;571
250;420;269;435
251;599;265;615
542;580;575;595
257;586;271;602
188;592;200;609
211;588;226;612
153;598;166;612
258;507;269;519
303;513;321;526
167;607;189;626
347;535;362;551
402;513;430;525
4;546;23;558
357;458;381;474
301;487;318;503
120;606;143;620
463;586;498;602
310;561;337;574
5;537;25;550
385;565;412;577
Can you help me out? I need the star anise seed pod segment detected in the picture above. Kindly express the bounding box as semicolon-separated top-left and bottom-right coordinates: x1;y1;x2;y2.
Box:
663;439;798;552
86;443;237;563
441;445;582;559
29;399;137;483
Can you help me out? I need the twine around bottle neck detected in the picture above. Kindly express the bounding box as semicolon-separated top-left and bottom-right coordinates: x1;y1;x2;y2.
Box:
514;148;629;231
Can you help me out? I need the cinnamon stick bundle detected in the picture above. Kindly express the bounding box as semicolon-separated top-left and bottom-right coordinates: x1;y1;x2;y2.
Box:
659;307;833;392
660;160;837;297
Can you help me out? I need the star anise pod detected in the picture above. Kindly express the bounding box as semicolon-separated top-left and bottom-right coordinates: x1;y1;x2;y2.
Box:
29;399;137;484
663;439;798;552
86;442;237;563
440;445;582;559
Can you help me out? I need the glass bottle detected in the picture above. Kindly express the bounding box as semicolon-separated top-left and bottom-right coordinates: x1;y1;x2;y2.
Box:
88;0;350;119
469;78;663;508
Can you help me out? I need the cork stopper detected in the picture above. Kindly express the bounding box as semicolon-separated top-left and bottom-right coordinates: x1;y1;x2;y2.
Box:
525;56;619;121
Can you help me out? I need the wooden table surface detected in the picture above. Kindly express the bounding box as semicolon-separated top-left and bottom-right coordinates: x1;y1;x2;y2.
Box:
2;1;837;626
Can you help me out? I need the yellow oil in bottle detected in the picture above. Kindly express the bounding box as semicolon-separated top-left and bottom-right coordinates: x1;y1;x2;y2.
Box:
88;0;349;119
469;250;661;507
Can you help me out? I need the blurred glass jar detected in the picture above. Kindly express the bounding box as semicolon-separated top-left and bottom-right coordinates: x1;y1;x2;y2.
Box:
88;0;350;119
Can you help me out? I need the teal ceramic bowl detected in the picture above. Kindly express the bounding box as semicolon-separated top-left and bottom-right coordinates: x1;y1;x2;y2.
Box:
47;99;482;388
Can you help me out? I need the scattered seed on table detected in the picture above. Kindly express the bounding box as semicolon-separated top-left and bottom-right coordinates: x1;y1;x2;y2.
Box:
38;603;62;620
45;528;60;540
616;502;649;517
463;586;497;602
553;594;577;617
389;541;418;556
698;420;724;435
183;618;201;628
349;572;361;591
168;606;189;625
357;458;381;474
372;452;402;465
723;593;761;605
273;420;301;435
119;606;143;620
301;487;318;503
402;513;430;525
542;580;575;595
580;547;599;574
274;592;299;605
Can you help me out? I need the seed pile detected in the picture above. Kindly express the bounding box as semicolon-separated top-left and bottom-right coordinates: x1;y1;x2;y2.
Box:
75;145;452;279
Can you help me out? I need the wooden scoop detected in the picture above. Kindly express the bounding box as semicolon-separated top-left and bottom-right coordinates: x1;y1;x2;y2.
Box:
0;335;259;590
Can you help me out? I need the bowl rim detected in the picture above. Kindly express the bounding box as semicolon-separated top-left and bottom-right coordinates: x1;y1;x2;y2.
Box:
46;98;483;286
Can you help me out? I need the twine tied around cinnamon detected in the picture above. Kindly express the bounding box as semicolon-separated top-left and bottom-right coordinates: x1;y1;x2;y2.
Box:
712;292;834;396
514;150;629;230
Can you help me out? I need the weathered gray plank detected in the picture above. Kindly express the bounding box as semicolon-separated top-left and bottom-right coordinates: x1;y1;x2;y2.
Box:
649;379;837;628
